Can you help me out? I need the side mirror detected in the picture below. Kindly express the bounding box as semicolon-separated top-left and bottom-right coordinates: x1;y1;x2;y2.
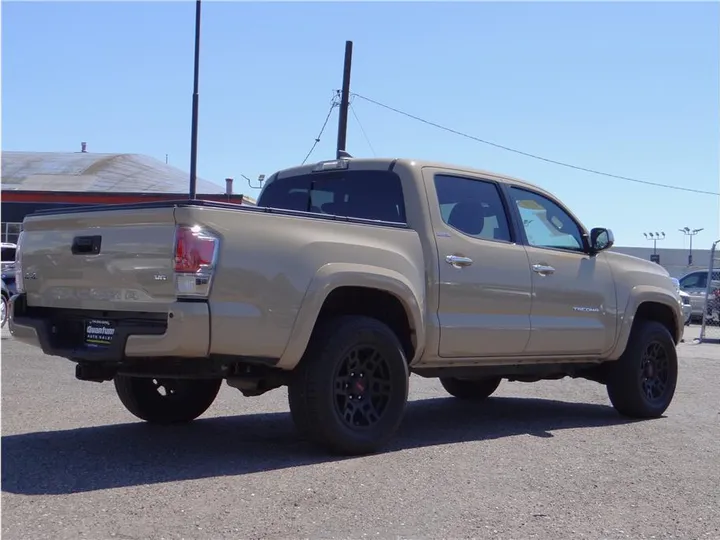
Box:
590;227;614;253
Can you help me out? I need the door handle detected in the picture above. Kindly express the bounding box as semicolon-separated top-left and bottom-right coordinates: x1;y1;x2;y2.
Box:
532;263;555;275
445;255;474;268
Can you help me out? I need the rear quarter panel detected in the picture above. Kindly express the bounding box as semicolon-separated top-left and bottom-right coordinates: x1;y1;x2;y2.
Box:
177;207;425;364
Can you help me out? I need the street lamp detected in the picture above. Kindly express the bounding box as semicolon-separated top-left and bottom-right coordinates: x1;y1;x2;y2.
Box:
679;227;704;266
643;232;665;263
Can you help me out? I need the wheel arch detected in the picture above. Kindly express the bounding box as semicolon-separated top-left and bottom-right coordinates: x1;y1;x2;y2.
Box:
609;288;682;360
277;263;425;370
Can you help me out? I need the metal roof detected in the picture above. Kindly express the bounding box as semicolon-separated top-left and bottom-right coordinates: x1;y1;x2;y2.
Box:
1;151;225;194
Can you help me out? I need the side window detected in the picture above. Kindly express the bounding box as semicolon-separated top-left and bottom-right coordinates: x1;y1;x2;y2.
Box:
434;174;512;242
679;272;706;289
509;187;585;252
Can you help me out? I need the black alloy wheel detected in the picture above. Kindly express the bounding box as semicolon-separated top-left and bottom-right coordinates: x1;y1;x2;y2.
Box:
288;315;410;455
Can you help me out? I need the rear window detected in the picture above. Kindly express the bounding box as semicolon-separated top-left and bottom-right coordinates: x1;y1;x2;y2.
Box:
257;170;406;224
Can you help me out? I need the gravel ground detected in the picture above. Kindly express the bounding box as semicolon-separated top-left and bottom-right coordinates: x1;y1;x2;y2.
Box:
2;325;719;540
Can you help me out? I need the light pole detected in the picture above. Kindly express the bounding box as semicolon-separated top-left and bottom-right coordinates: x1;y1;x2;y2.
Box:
679;227;704;266
643;232;665;263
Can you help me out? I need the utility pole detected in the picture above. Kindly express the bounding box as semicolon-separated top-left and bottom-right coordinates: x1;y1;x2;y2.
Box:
188;0;202;199
643;232;665;263
335;40;353;159
679;227;704;266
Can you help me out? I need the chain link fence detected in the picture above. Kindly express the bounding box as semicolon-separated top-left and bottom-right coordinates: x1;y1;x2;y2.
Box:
699;240;720;343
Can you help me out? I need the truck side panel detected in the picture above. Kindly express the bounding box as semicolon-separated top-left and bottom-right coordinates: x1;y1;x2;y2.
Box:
175;206;426;362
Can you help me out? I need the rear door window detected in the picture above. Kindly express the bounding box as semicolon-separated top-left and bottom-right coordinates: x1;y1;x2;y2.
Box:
434;174;513;242
257;170;406;224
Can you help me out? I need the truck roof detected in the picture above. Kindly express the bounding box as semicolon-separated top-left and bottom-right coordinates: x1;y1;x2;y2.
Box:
273;156;548;194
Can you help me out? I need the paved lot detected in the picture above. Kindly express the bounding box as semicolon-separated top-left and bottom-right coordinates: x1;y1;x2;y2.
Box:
2;325;719;540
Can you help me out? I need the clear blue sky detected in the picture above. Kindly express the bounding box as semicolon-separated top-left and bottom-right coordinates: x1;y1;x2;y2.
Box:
2;1;718;248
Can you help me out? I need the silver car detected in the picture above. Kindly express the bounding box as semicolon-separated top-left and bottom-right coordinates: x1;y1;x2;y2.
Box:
1;279;9;329
1;242;17;296
678;269;720;322
671;278;693;325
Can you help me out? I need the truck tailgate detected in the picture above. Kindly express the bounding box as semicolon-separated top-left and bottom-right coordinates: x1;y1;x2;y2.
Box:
20;207;177;312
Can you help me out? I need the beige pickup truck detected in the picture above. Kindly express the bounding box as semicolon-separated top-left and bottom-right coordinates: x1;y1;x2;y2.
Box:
9;157;684;455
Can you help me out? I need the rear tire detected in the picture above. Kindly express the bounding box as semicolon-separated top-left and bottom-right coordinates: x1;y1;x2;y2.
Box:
288;315;410;456
440;376;501;401
114;376;222;424
606;320;678;418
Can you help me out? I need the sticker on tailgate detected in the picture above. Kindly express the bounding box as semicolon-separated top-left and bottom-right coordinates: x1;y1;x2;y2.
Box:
84;319;116;347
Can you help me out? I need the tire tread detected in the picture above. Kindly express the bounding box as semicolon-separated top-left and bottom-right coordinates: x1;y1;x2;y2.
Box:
288;315;409;455
606;319;678;418
114;376;222;424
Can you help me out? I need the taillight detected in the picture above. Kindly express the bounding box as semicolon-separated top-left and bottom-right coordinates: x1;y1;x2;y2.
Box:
174;225;219;298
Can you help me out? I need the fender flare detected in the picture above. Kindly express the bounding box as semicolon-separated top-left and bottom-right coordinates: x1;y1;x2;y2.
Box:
276;263;425;370
609;285;681;360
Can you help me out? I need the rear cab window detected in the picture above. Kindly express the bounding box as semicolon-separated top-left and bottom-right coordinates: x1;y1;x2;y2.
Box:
257;170;407;224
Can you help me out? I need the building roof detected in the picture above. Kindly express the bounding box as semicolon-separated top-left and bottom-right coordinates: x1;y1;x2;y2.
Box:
1;151;226;194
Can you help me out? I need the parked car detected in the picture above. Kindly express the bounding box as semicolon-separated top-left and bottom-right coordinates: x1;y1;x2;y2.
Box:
9;156;683;455
1;279;9;329
1;242;18;296
671;278;693;326
677;269;720;323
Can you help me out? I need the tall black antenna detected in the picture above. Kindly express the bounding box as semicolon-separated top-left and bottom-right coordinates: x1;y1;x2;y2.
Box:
189;0;202;199
335;40;353;159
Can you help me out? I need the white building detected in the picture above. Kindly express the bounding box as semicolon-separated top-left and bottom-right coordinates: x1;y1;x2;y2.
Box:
611;246;716;278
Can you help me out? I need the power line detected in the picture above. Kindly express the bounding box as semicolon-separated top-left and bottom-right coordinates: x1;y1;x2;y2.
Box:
349;102;376;157
301;99;338;165
351;92;720;197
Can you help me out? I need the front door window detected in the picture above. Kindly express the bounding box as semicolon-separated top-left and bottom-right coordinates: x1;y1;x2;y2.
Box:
509;187;585;252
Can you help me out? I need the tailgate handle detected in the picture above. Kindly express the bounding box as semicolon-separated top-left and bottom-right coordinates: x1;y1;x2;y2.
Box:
72;235;102;255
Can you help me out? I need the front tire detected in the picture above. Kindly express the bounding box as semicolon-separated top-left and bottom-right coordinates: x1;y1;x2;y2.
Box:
439;376;501;400
114;376;222;424
606;320;678;418
288;315;410;456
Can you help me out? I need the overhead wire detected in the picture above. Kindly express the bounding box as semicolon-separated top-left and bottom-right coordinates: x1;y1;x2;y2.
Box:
349;101;377;157
301;98;338;165
350;92;720;197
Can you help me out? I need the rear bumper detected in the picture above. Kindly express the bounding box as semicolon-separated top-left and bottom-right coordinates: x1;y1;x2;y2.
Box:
8;294;210;362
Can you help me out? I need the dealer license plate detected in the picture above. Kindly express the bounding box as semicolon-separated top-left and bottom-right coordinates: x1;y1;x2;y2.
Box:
84;319;116;348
